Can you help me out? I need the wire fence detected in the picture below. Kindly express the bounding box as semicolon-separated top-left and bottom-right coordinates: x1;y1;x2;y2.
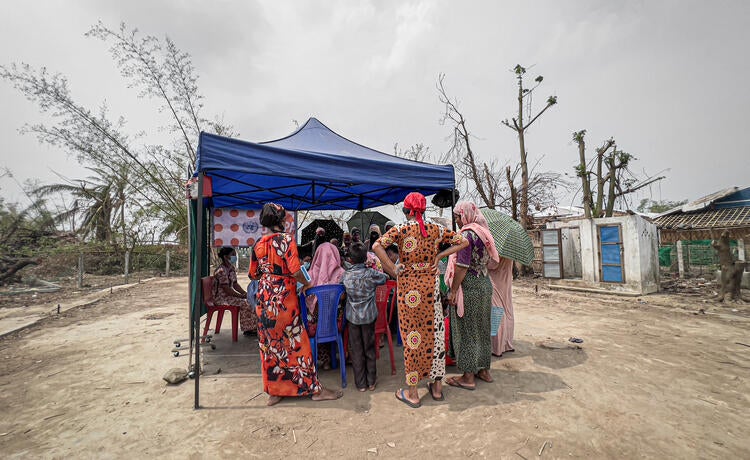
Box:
36;244;189;289
658;240;740;277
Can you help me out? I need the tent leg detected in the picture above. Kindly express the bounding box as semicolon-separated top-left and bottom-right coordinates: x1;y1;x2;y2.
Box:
194;173;205;410
450;188;457;231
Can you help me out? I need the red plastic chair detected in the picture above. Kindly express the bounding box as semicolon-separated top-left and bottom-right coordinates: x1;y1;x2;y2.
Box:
201;276;239;342
374;280;397;375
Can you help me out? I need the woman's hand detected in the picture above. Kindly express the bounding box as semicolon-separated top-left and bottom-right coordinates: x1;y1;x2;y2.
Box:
300;281;312;295
447;290;457;306
431;257;442;273
389;263;404;279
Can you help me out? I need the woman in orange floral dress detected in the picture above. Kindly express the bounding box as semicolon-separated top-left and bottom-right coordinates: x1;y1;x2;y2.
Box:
373;192;468;408
249;203;343;406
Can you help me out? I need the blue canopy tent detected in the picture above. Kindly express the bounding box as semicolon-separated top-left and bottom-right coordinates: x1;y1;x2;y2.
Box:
196;118;454;210
188;118;455;407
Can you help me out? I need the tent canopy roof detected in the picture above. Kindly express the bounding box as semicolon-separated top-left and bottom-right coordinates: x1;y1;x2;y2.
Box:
195;118;455;211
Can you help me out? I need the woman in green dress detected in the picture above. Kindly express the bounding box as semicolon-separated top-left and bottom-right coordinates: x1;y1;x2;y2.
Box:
446;201;499;390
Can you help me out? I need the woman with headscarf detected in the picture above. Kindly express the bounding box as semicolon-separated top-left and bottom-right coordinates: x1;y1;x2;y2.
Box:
373;192;468;408
365;224;383;271
445;201;499;390
214;247;257;335
249;203;343;406
305;241;346;369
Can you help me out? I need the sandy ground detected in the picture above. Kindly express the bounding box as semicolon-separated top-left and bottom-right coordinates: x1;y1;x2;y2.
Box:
0;277;748;459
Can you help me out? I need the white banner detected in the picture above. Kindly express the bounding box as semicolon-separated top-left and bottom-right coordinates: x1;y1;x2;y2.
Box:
212;208;296;247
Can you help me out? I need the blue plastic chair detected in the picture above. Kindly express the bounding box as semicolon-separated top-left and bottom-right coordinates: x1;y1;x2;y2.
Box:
299;284;347;388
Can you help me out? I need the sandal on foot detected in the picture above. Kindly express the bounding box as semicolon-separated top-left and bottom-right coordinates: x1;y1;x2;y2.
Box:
446;376;476;391
394;388;421;408
427;382;444;401
475;371;494;383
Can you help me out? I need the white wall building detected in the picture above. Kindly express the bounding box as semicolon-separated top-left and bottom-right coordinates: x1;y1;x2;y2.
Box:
542;214;659;295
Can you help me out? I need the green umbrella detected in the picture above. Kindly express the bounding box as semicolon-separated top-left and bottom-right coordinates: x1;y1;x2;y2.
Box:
480;208;535;266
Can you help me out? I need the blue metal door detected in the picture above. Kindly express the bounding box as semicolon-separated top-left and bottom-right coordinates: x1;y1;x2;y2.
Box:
599;225;624;283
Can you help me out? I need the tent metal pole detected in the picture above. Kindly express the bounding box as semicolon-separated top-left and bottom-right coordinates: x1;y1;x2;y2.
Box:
194;172;204;410
450;188;457;231
187;198;194;374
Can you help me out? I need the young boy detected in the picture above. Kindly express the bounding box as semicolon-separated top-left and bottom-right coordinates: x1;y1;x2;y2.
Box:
340;242;387;391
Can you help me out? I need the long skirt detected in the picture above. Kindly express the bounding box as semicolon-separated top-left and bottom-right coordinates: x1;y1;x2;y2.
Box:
450;274;492;374
397;273;446;386
256;275;321;397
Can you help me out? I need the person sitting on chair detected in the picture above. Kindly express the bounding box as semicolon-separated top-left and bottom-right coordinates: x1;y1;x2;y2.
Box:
214;247;257;336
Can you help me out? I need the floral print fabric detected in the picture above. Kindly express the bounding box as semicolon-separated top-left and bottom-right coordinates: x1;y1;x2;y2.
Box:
249;232;321;397
214;263;257;333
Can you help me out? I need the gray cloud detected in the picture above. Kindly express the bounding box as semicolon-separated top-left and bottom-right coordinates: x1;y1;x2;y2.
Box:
1;0;748;207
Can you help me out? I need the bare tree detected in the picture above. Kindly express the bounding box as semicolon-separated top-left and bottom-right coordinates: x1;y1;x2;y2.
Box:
501;64;558;229
572;130;665;217
393;143;431;162
437;73;510;209
437;73;568;217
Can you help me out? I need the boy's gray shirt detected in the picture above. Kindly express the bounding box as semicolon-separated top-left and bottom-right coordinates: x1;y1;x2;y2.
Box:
340;263;388;325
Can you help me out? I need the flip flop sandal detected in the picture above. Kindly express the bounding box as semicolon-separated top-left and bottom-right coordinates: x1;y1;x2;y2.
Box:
427;382;445;401
447;376;476;391
395;388;422;408
475;373;494;383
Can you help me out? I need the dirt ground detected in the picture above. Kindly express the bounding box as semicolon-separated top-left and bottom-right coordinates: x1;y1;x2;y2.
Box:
0;277;748;459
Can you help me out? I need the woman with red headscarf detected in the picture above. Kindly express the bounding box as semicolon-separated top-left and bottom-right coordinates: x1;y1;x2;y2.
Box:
373;192;468;408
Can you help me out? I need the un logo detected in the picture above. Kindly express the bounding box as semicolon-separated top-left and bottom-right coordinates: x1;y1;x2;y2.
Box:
242;221;259;234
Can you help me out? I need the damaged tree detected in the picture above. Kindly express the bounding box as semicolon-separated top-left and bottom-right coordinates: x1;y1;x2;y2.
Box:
572;130;665;218
501;64;558;229
437;73;567;215
711;231;747;302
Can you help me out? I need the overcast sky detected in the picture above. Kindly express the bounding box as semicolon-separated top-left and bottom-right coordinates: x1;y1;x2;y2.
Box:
1;0;748;208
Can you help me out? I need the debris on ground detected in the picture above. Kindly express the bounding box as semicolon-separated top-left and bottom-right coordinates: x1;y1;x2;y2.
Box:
661;277;717;296
0;278;61;295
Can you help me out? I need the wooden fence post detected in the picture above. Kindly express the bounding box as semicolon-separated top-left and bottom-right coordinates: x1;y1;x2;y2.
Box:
165;249;171;277
77;253;84;289
124;251;130;283
676;240;685;279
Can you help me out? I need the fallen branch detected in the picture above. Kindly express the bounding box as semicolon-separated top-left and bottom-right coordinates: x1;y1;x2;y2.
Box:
538;440;549;456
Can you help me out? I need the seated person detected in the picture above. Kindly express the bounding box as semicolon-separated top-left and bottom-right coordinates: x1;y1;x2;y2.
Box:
340;242;387;391
214;247;257;336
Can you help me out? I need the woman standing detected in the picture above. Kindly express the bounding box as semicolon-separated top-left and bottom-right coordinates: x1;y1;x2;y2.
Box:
214;247;257;335
490;257;515;356
373;192;467;408
305;241;346;369
249;203;343;406
446;201;499;390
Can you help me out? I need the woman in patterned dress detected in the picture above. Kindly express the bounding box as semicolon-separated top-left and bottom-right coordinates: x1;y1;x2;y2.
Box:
373;192;468;408
249;203;343;406
445;201;499;390
214;247;257;335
